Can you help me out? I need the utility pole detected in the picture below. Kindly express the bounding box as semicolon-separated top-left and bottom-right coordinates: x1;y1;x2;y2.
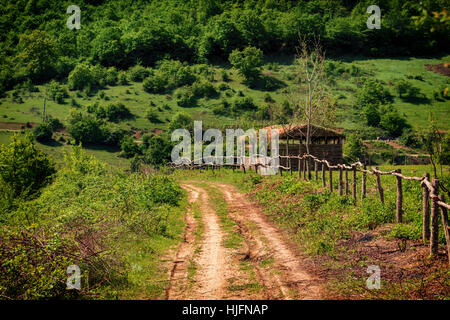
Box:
43;86;47;122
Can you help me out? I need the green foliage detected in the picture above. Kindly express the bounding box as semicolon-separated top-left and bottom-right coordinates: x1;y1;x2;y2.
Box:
68;63;96;91
128;65;151;82
143;74;168;93
394;79;423;100
33;122;53;142
0;133;55;199
1;146;184;299
229;47;264;82
343;133;366;162
48;81;68;104
355;79;392;109
232;96;257;113
16;30;57;82
104;103;133;122
120;135;141;158
379;105;410;137
143;135;173;166
67;110;104;145
168;112;193;133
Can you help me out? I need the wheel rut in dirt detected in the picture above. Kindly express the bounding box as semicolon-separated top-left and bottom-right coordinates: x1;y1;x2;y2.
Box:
211;182;323;300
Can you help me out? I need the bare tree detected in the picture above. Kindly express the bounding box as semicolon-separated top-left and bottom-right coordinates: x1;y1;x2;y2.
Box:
288;35;336;155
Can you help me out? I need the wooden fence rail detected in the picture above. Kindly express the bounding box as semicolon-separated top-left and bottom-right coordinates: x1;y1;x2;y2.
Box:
170;153;450;264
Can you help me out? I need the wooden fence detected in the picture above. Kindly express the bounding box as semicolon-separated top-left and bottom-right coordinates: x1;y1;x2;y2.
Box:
171;153;450;264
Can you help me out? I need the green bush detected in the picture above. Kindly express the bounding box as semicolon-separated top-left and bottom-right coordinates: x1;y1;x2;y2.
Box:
48;81;68;104
229;46;263;82
33;122;53;142
143;74;168;93
0;133;55;198
127;65;151;82
232;96;257;113
120;135;141;158
104;103;133;122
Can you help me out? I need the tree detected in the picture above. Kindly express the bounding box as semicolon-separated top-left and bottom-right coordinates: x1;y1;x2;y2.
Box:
420;113;449;181
68;63;95;90
289;37;335;155
16;30;57;81
0;133;55;198
33;122;53;142
343;133;367;163
379;105;410;137
143;135;172;166
355;78;391;109
67;110;104;144
168;112;193;133
229;46;263;82
120;135;141;158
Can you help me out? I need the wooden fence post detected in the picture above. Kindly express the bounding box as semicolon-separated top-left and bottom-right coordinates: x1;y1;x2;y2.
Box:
329;166;333;192
307;158;311;181
430;178;439;256
422;173;430;243
322;162;326;188
345;168;349;195
375;167;384;204
290;157;293;175
438;195;450;266
279;166;283;176
303;158;306;180
338;166;343;196
352;165;357;202
395;169;403;223
314;161;318;181
362;164;367;200
298;158;302;179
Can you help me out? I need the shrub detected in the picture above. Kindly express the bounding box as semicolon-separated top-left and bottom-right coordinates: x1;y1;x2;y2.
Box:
33;122;53;142
232;96;257;113
118;71;128;85
395;79;423;100
176;89;196;108
143;135;172;166
379;105;410;137
101;124;126;147
120;135;141;158
0;133;55;198
127;65;151;82
48;81;68;104
355;79;391;109
143;74;167;93
192;81;217;98
104;103;132;122
343;133;367;162
229;46;263;82
67;110;104;144
105;67;118;86
68;63;95;90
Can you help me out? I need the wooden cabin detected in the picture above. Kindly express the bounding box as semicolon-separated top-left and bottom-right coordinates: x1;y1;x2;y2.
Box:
263;124;343;169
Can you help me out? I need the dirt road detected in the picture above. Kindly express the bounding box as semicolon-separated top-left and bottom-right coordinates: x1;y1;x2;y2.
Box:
165;182;322;300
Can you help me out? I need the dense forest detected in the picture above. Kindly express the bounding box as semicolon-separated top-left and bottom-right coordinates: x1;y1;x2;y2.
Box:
1;0;449;92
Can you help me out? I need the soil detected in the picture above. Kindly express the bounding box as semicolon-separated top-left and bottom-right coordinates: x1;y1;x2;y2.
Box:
166;182;323;300
0;121;36;130
426;63;450;77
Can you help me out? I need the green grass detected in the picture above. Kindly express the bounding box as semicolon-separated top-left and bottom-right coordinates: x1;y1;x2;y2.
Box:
1;55;448;134
0;130;130;168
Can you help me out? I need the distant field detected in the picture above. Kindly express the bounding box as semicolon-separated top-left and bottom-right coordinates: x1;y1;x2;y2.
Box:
0;55;448;165
0;55;448;133
0;130;130;168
